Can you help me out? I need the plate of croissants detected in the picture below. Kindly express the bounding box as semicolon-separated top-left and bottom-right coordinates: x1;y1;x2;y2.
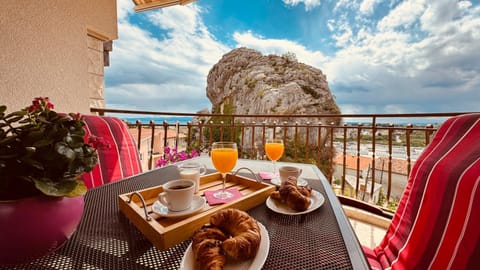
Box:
181;208;270;270
266;177;325;215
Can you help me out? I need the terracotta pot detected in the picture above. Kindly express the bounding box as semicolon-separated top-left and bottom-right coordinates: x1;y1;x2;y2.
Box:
0;195;84;265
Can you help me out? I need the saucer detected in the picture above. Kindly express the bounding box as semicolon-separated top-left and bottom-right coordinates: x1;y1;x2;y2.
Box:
266;190;325;215
152;195;206;218
271;177;308;187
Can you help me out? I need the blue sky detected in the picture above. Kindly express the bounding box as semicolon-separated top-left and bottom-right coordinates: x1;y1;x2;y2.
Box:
106;0;480;115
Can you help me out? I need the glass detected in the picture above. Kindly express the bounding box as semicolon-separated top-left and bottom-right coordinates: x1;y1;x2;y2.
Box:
210;141;238;199
265;138;284;179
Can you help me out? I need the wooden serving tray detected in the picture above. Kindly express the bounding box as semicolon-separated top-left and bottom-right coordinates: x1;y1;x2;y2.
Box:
118;172;276;251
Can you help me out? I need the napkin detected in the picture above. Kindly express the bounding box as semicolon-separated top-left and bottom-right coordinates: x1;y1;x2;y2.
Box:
258;171;274;180
204;189;243;206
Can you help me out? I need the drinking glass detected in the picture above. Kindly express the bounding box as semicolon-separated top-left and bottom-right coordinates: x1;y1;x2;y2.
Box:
265;138;284;179
210;142;238;199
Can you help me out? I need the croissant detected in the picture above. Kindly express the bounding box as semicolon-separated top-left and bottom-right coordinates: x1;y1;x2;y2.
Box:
191;225;227;270
271;177;312;211
210;208;261;260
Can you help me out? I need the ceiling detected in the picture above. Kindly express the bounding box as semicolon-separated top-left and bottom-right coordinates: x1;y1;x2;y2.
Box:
131;0;197;12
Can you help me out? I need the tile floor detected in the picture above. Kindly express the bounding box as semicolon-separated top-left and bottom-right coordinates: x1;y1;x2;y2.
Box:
348;218;387;249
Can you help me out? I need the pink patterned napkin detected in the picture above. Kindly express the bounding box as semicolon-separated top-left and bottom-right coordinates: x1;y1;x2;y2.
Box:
258;171;274;180
204;189;243;206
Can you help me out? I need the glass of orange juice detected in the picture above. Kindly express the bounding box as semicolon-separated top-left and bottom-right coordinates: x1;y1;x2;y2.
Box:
211;141;238;199
265;138;284;179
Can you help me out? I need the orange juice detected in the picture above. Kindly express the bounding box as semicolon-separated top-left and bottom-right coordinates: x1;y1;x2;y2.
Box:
265;142;284;161
211;148;238;173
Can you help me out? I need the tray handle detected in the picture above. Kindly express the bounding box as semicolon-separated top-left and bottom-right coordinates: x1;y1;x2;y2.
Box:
127;192;152;221
233;167;260;182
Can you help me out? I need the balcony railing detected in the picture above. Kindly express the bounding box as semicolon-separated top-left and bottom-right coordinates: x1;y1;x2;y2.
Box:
91;108;473;213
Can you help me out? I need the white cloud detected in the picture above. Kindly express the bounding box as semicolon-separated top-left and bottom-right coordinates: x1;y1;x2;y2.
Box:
282;0;322;11
377;0;426;31
232;31;328;67
360;0;383;14
332;22;354;47
117;0;134;21
323;0;480;113
105;1;229;112
106;0;480;115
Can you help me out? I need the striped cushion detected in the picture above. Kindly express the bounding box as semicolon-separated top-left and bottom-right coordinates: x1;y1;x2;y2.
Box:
81;115;142;189
367;113;480;269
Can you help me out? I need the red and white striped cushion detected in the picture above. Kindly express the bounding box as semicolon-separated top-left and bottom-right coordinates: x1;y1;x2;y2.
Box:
81;115;142;189
367;113;480;269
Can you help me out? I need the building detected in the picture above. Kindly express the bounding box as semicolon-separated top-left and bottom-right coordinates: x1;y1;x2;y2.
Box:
128;127;187;170
333;153;409;203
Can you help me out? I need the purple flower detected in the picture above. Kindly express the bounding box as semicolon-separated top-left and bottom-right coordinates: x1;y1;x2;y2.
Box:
155;147;200;168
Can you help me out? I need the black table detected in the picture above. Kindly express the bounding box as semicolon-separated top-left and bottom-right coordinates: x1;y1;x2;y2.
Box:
1;159;369;270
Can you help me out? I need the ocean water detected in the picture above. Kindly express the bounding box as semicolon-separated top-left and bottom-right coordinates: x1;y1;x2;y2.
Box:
122;116;194;125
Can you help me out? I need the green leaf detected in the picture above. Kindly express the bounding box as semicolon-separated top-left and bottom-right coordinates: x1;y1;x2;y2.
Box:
0;136;17;145
0;105;6;113
5;111;26;118
5;115;24;123
55;142;76;161
33;178;86;197
22;157;44;170
68;134;85;148
33;138;53;148
66;180;87;197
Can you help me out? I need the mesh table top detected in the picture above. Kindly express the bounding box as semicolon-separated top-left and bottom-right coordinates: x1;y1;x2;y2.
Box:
1;163;368;270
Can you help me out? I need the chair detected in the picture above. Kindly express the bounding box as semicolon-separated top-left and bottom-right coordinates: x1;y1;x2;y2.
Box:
81;115;142;189
363;113;480;269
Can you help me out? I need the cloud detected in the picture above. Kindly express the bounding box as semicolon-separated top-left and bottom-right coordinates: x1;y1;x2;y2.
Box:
323;0;480;114
116;0;134;21
282;0;322;11
105;2;229;112
359;0;383;14
377;0;426;31
232;31;328;67
106;0;480;116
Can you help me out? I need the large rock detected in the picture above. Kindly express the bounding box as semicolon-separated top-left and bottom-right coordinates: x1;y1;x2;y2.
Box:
207;47;339;117
205;47;341;149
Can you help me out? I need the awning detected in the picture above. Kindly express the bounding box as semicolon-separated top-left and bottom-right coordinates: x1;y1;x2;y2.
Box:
132;0;197;12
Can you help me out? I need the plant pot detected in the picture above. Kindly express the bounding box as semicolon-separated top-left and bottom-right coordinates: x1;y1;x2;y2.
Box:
0;195;84;265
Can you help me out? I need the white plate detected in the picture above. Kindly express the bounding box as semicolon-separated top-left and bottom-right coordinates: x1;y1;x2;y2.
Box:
152;195;205;218
266;190;325;215
180;222;270;270
270;177;308;187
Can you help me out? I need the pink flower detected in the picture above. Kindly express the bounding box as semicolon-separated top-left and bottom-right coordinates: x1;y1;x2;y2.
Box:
88;135;111;150
155;147;199;167
28;97;54;113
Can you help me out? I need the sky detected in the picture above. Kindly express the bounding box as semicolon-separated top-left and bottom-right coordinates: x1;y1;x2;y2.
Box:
105;0;480;116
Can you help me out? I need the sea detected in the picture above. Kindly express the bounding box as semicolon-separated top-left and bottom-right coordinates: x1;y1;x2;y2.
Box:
120;116;442;127
122;116;194;125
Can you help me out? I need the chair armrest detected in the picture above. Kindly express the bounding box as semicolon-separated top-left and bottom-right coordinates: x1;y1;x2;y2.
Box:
337;195;394;220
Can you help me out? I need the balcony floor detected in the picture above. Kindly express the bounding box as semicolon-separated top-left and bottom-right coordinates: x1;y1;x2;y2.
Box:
342;205;389;249
348;217;386;249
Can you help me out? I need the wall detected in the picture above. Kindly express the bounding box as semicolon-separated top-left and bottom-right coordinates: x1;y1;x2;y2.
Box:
333;165;408;200
0;0;117;115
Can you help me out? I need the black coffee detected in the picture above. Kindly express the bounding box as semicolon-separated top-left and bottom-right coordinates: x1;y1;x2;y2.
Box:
169;185;190;190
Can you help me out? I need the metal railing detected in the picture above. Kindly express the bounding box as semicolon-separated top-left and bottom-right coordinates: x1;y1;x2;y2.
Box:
91;108;474;211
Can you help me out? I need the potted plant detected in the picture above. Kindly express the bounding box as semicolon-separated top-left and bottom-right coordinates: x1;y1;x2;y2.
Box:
0;97;105;265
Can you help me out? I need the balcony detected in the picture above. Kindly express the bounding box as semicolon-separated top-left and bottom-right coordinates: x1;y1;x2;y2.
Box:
91;108;474;248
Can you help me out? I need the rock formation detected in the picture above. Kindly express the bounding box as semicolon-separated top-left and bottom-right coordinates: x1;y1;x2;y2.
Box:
206;47;339;117
204;47;341;153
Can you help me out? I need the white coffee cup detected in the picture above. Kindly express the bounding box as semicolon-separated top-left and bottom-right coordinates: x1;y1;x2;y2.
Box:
279;166;303;184
177;162;207;193
158;179;195;212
